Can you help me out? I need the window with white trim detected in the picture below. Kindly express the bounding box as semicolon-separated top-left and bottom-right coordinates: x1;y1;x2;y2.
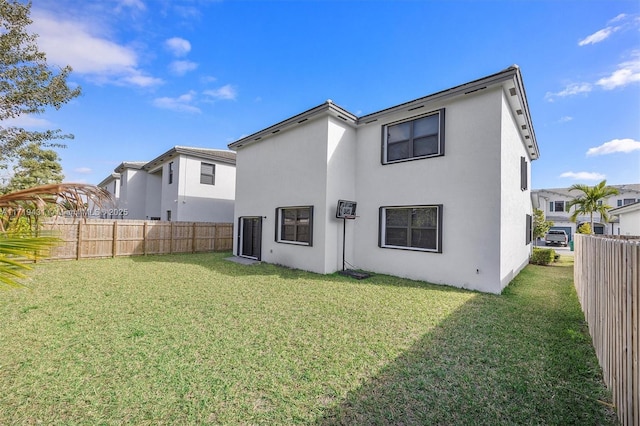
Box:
619;198;637;206
168;162;174;184
382;110;445;164
379;205;442;252
276;206;313;245
549;201;565;212
200;162;215;185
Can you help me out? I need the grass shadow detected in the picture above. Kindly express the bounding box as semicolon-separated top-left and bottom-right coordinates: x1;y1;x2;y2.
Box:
127;251;476;295
315;260;617;425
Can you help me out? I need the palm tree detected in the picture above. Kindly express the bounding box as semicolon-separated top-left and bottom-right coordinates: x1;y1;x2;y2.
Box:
0;183;111;287
566;180;620;233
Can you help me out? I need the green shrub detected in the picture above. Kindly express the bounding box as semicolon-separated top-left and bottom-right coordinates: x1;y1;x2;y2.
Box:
531;248;555;265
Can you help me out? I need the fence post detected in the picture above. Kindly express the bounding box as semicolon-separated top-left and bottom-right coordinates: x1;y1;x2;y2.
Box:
192;222;197;253
143;222;147;256
76;222;82;260
169;222;173;254
112;221;118;258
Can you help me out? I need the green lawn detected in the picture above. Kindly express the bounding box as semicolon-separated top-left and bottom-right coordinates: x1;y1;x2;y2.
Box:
0;253;616;425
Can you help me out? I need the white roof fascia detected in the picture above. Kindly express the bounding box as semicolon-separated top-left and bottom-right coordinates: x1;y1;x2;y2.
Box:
228;101;358;150
610;201;640;215
359;66;539;160
97;173;120;187
228;66;539;161
144;146;236;173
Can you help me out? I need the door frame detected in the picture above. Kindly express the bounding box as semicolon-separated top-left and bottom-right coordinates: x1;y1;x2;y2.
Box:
238;216;262;260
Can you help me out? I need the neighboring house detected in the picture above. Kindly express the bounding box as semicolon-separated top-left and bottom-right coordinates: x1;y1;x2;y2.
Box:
609;201;640;236
115;161;147;219
229;66;539;294
96;146;236;222
96;172;121;217
142;146;236;222
531;184;640;239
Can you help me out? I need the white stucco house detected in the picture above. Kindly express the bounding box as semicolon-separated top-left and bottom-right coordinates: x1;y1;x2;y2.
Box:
97;146;236;222
96;172;121;215
609;202;640;236
531;184;640;239
229;66;539;294
114;161;147;219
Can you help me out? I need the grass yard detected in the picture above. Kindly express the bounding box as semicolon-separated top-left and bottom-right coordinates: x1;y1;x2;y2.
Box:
0;253;616;425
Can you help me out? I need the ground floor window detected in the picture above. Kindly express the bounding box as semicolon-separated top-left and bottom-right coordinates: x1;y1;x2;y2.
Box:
379;205;442;252
276;206;313;246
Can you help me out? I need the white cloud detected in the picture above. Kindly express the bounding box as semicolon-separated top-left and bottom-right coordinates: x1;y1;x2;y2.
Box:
116;0;146;12
201;76;218;84
586;138;640;156
153;91;201;113
63;177;88;184
545;52;640;101
558;116;573;123
578;27;618;46
578;13;637;46
560;171;606;180
544;83;592;102
74;167;93;174
596;55;640;90
119;71;163;87
1;114;52;129
609;13;627;23
30;9;162;88
204;84;237;101
165;37;191;57
169;60;198;76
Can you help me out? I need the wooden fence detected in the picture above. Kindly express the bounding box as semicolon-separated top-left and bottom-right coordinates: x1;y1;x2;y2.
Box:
40;219;233;260
574;234;639;426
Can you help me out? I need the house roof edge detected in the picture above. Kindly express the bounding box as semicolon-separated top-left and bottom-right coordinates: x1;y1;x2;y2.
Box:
228;100;358;150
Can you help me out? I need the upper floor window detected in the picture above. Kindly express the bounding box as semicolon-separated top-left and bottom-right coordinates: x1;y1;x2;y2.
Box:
382;109;445;164
168;162;174;184
276;206;313;246
379;205;442;252
200;162;216;185
520;157;528;191
549;201;565;212
618;198;638;206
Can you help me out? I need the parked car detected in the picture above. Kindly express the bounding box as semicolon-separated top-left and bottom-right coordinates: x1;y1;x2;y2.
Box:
545;230;568;247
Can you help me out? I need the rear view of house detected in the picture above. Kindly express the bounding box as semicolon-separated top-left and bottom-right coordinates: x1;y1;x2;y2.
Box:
229;66;539;294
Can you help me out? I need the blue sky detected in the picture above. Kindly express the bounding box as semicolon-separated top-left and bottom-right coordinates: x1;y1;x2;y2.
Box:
7;0;640;189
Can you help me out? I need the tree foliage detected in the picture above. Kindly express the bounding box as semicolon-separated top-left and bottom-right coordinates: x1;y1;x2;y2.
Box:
532;208;553;240
0;0;81;164
566;180;620;233
4;142;63;192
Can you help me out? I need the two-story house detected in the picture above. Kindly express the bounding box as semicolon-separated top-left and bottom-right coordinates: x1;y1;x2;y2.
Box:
531;184;640;239
97;146;236;222
142;146;236;222
96;172;121;217
229;66;539;294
